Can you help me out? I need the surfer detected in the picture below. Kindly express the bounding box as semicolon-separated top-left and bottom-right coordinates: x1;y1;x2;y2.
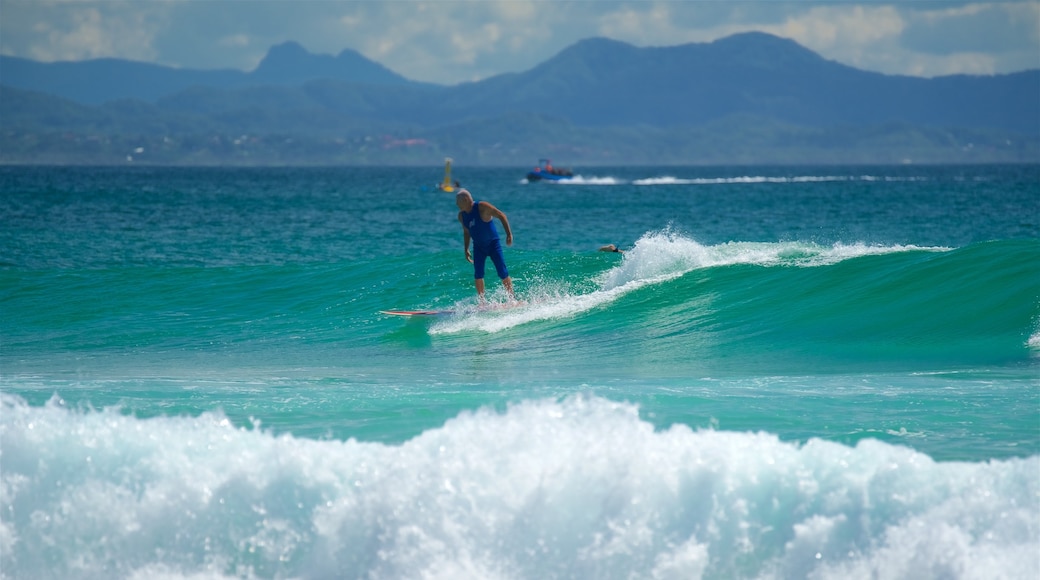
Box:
598;244;624;253
455;189;515;301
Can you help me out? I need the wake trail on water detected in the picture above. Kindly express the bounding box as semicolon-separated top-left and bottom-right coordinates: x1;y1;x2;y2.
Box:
525;173;934;186
631;174;932;185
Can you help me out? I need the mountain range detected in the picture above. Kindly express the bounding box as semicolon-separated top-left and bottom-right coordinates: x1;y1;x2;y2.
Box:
2;32;1037;166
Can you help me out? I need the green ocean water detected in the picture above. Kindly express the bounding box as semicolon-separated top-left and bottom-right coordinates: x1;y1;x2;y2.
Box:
2;164;1038;579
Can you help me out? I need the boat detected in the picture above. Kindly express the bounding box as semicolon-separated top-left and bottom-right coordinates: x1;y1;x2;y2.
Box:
526;159;574;182
437;157;457;192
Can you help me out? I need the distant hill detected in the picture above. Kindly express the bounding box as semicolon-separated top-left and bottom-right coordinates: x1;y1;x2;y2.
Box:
250;41;415;87
1;32;1037;165
0;41;421;104
427;32;1038;133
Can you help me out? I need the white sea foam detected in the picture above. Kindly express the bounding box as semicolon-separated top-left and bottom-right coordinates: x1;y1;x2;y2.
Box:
432;231;949;334
601;230;948;288
3;393;1036;580
431;288;628;334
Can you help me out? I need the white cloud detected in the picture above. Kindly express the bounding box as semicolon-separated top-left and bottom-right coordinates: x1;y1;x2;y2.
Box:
763;5;907;73
598;4;676;43
219;34;251;49
902;1;1040;54
901;52;1000;77
776;5;906;49
340;1;560;82
21;3;162;63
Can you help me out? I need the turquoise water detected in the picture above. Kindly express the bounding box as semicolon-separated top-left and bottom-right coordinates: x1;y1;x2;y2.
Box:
2;164;1038;578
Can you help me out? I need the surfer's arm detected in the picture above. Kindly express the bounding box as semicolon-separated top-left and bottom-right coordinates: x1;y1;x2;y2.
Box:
458;213;473;263
483;203;513;246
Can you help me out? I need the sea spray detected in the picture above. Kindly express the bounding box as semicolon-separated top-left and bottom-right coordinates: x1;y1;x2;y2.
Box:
3;394;1036;579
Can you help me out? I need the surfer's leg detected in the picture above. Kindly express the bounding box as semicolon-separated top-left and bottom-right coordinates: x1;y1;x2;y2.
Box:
473;243;490;301
486;240;514;300
487;240;510;279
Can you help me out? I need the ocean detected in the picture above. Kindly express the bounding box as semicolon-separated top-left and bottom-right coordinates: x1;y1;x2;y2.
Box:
2;164;1038;579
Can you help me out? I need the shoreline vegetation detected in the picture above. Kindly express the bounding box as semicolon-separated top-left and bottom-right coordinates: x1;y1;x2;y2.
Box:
2;123;1035;166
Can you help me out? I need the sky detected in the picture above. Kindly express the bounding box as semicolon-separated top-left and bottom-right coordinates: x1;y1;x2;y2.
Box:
1;1;1037;85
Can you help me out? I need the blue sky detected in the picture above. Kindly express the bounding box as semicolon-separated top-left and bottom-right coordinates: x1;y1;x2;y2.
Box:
1;1;1037;84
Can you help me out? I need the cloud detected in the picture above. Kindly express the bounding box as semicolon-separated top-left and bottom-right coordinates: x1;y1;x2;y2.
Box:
219;34;251;49
343;2;569;83
764;5;908;73
779;5;906;48
5;1;165;63
151;1;359;71
902;2;1040;54
835;1;1040;76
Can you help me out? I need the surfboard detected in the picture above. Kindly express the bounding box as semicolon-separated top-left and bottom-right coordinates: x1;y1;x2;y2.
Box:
380;309;455;317
381;300;530;319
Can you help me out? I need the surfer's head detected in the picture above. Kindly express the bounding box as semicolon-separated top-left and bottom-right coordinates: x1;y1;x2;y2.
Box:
455;189;473;211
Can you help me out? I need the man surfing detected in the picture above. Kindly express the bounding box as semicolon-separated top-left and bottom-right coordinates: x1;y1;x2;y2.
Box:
455;189;516;302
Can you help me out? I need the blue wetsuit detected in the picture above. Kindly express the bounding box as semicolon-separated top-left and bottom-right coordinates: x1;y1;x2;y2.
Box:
462;201;509;280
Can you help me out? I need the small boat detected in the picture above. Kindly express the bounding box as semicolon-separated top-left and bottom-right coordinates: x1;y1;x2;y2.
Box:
526;159;574;182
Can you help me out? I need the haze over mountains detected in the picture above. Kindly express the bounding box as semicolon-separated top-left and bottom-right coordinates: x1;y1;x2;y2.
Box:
2;32;1037;166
